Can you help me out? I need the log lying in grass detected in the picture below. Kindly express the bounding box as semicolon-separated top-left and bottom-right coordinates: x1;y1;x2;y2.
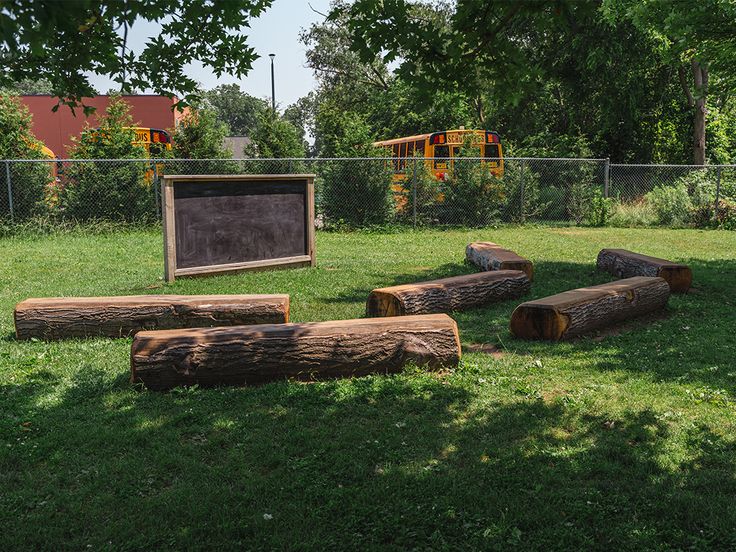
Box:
510;276;670;341
14;294;290;340
366;270;530;317
130;314;461;390
465;242;534;280
596;249;692;293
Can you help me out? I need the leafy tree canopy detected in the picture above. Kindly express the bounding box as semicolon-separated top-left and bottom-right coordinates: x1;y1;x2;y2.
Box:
244;112;306;158
0;0;274;112
204;84;269;136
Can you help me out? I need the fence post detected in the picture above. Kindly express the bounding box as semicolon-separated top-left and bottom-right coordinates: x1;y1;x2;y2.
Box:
603;157;610;198
519;159;526;223
153;161;160;219
714;165;722;222
5;161;13;221
412;158;418;229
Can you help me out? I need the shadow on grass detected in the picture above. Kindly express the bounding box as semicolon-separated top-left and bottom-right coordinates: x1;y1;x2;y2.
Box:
3;368;736;549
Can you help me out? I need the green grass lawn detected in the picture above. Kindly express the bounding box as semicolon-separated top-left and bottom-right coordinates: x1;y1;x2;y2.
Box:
1;226;735;550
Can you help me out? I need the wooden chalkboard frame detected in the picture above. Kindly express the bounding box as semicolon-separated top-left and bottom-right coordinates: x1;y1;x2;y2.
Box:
162;174;315;282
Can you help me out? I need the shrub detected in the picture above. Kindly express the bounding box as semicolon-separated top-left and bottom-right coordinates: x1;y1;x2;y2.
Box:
320;155;394;228
0;94;52;219
440;151;504;227
243;111;306;173
397;157;443;226
61;97;155;222
645;183;692;226
608;200;658;227
497;160;546;223
586;190;614;227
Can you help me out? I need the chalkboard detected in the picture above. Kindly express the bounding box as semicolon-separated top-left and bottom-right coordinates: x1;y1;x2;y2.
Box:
162;175;315;281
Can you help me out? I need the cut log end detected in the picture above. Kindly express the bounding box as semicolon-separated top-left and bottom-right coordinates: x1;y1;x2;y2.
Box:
509;306;569;341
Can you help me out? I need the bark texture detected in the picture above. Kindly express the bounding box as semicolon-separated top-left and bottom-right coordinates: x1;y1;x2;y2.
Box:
510;277;670;341
131;314;461;390
465;242;534;281
15;294;290;340
596;249;692;293
367;270;530;317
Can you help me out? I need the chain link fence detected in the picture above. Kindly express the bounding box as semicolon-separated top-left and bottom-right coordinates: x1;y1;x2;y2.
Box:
0;157;734;228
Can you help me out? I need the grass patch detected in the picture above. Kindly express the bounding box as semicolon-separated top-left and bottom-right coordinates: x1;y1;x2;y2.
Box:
1;226;735;550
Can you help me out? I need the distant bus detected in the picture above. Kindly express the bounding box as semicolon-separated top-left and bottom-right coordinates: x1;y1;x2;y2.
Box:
373;128;504;182
130;127;172;156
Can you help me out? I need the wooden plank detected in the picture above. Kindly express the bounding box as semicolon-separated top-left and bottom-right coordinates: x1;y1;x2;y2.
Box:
596;248;692;292
162;179;176;283
510;276;670;340
466;242;534;281
131;314;461;390
174;255;312;278
15;294;289;340
366;270;530;317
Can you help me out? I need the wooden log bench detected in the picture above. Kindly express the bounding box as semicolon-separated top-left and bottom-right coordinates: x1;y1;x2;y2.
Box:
130;314;461;390
14;294;290;340
465;242;534;280
366;270;530;317
510;276;670;341
596;249;692;293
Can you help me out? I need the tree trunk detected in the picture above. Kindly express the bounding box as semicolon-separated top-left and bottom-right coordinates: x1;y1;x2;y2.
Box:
465;242;534;280
15;294;290;340
692;59;708;165
367;270;530;317
510;277;670;341
596;249;692;293
131;314;461;390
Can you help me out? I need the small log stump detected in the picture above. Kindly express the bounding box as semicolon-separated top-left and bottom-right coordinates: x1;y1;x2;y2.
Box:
596;248;692;292
465;242;534;280
366;270;530;317
14;294;290;340
510;276;670;340
131;314;461;390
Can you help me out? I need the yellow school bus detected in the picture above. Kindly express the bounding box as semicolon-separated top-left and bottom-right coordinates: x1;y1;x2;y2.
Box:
130;127;172;156
374;128;503;180
374;128;504;209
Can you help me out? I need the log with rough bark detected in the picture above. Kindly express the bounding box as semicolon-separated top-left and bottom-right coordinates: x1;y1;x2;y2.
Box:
465;242;534;280
596;249;692;293
14;294;290;340
131;314;461;390
510;276;670;341
366;270;530;317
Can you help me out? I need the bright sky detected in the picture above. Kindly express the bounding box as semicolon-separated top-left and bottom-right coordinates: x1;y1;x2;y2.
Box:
88;0;332;110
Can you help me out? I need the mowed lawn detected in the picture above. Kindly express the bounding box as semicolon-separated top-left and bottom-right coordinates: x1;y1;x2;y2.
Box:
1;226;735;550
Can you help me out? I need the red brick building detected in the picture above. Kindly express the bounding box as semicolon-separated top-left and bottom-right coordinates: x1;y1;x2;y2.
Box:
19;95;187;157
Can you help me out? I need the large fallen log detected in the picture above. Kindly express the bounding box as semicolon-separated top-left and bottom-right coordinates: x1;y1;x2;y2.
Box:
15;294;290;340
366;270;530;317
596;248;692;293
131;314;461;390
465;242;534;280
510;276;670;340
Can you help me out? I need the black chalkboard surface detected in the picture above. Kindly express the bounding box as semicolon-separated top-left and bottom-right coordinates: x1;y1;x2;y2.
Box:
162;175;315;281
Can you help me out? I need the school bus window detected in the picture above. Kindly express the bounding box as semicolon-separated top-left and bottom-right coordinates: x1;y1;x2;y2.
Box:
484;144;500;159
415;140;425;155
406;141;414;157
434;145;449;169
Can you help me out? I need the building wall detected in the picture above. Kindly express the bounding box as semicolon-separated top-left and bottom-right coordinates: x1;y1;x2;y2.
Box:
19;95;186;157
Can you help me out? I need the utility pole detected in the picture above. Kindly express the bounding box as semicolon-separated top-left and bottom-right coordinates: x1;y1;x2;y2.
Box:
269;53;276;113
